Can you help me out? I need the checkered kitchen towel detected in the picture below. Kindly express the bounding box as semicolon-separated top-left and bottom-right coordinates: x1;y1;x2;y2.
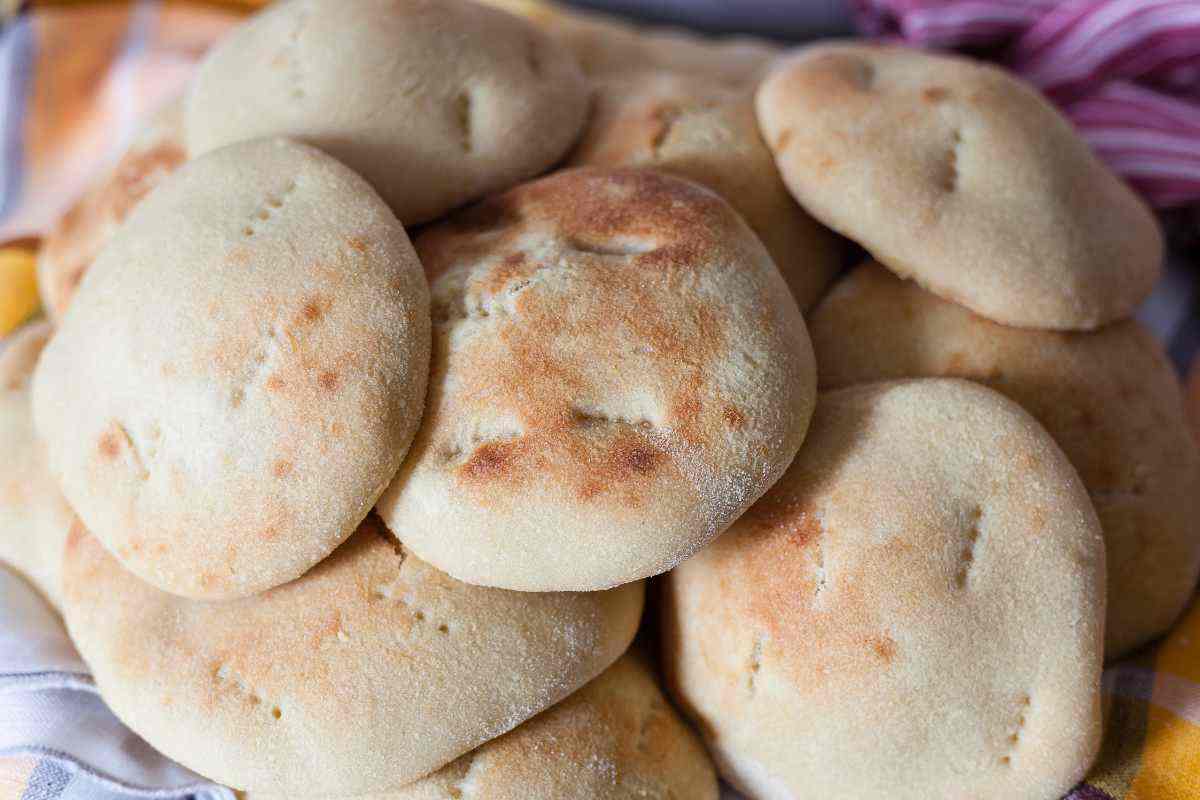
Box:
1;2;1200;800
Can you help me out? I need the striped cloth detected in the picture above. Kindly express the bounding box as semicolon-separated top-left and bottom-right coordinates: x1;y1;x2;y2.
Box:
1;3;1200;800
854;0;1200;209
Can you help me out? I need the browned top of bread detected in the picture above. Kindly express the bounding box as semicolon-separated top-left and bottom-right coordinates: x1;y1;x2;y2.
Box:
571;72;841;311
379;167;816;591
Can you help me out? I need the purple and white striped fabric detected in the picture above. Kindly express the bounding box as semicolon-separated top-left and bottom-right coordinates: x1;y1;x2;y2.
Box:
854;0;1200;209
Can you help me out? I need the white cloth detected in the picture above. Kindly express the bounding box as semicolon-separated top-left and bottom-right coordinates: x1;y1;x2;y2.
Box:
0;566;234;800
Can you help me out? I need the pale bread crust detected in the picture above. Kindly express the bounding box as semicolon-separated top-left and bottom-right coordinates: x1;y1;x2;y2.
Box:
33;138;430;600
61;516;643;795
664;379;1105;800
186;0;589;225
0;322;73;611
251;654;717;800
756;43;1162;330
540;7;778;87
571;72;841;311
810;262;1200;658
378;167;816;591
38;97;186;322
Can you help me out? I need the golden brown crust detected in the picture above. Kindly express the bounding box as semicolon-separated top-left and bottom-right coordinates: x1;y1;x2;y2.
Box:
571;73;841;311
664;379;1105;800
810;261;1200;658
379;167;816;591
38;98;185;322
756;43;1162;330
62;515;644;795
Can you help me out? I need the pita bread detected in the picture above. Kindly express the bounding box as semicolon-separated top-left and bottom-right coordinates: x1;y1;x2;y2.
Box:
34;138;430;599
186;0;589;225
378;167;816;591
62;515;643;795
38;97;185;322
756;43;1161;330
809;261;1200;658
572;72;841;311
664;379;1105;799
251;654;716;800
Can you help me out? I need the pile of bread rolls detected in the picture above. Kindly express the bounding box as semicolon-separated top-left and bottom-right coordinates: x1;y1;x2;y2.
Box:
3;1;1196;798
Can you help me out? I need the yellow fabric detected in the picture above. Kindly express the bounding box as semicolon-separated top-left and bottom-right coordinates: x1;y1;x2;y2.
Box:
1124;602;1200;799
0;247;39;334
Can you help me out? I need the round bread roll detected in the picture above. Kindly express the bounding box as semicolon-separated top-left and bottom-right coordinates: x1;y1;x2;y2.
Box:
571;73;841;311
0;322;73;611
542;8;778;88
33;138;430;600
664;379;1105;800
186;0;589;226
810;261;1200;659
252;654;717;800
62;514;643;795
756;43;1162;330
38;97;185;322
378;167;817;591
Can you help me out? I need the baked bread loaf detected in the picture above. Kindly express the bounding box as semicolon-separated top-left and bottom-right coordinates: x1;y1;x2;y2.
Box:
756;43;1162;330
664;379;1105;799
572;73;841;311
545;8;777;88
810;261;1200;659
0;321;73;611
34;138;430;599
38;97;185;322
252;654;717;800
379;167;817;591
186;0;590;225
62;515;643;795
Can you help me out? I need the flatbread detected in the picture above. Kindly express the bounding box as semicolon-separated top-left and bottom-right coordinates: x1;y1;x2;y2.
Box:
756;43;1161;330
809;261;1200;658
34;138;430;599
62;515;644;795
379;167;816;591
664;379;1105;799
186;0;589;225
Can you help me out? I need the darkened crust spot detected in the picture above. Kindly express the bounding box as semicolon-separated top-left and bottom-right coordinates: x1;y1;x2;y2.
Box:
318;371;339;392
273;460;293;479
578;434;668;502
419;168;764;507
299;296;328;324
460;440;520;482
923;86;950;103
98;431;121;461
870;635;897;663
722;405;746;430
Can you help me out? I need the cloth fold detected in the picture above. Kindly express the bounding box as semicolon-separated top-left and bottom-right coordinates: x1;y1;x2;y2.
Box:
0;567;235;800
